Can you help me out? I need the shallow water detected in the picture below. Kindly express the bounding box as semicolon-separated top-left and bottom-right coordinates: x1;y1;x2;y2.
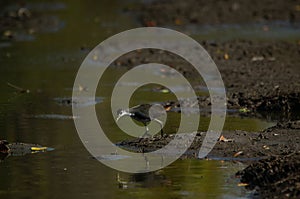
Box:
0;0;292;198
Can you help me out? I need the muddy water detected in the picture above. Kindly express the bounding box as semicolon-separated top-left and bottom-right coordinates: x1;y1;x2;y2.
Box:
0;0;285;199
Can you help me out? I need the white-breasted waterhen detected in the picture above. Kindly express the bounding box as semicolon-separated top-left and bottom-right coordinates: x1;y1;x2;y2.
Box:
116;104;171;138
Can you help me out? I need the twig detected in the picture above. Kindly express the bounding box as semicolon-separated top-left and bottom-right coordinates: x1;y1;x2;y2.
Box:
7;82;30;93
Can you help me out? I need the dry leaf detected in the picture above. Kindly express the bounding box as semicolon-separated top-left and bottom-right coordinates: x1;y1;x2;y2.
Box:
233;151;243;157
174;18;182;25
237;183;248;187
224;53;229;60
218;135;234;142
145;20;157;27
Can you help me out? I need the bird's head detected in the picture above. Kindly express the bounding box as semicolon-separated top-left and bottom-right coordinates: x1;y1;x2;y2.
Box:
116;109;132;122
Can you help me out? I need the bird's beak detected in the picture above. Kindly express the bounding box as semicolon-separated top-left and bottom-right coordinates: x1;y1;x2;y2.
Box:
116;115;121;122
116;110;131;122
116;112;127;122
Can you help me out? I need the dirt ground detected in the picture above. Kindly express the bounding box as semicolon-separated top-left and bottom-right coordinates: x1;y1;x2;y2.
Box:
139;0;300;26
134;0;300;117
117;120;300;197
117;118;300;197
236;153;300;199
114;40;300;119
117;120;300;158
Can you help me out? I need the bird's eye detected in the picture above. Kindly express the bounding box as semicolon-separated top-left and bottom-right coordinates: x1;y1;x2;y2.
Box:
116;109;122;115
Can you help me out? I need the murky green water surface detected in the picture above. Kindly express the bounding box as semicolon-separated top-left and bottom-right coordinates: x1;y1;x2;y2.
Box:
1;0;296;198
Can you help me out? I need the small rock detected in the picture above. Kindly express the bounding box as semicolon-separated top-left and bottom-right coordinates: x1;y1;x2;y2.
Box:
18;8;31;18
3;30;14;39
251;56;264;62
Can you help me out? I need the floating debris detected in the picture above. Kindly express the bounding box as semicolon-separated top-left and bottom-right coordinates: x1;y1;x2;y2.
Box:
160;88;170;93
33;114;79;120
8;143;54;155
31;146;48;151
0;141;54;161
31;147;54;153
7;82;30;93
54;96;104;107
94;154;130;161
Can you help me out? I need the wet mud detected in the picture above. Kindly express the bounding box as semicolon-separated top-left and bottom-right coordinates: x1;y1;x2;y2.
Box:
117;121;300;159
118;120;300;198
114;40;300;119
236;153;300;199
138;0;300;26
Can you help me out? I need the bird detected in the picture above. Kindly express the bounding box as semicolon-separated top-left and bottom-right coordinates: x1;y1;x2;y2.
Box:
116;104;171;138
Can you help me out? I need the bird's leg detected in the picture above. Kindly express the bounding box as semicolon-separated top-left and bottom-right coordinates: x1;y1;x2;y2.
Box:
153;118;164;137
160;155;164;167
141;125;151;138
144;155;149;170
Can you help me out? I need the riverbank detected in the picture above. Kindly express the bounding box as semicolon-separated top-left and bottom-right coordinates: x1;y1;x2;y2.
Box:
117;120;300;198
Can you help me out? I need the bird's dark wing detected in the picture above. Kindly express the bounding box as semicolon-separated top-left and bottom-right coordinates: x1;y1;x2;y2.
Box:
130;104;151;124
130;104;151;115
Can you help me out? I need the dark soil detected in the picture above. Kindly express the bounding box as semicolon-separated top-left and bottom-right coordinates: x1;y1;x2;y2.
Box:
117;120;300;160
121;1;300;118
114;40;300;120
236;153;300;199
139;0;300;26
123;0;300;119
